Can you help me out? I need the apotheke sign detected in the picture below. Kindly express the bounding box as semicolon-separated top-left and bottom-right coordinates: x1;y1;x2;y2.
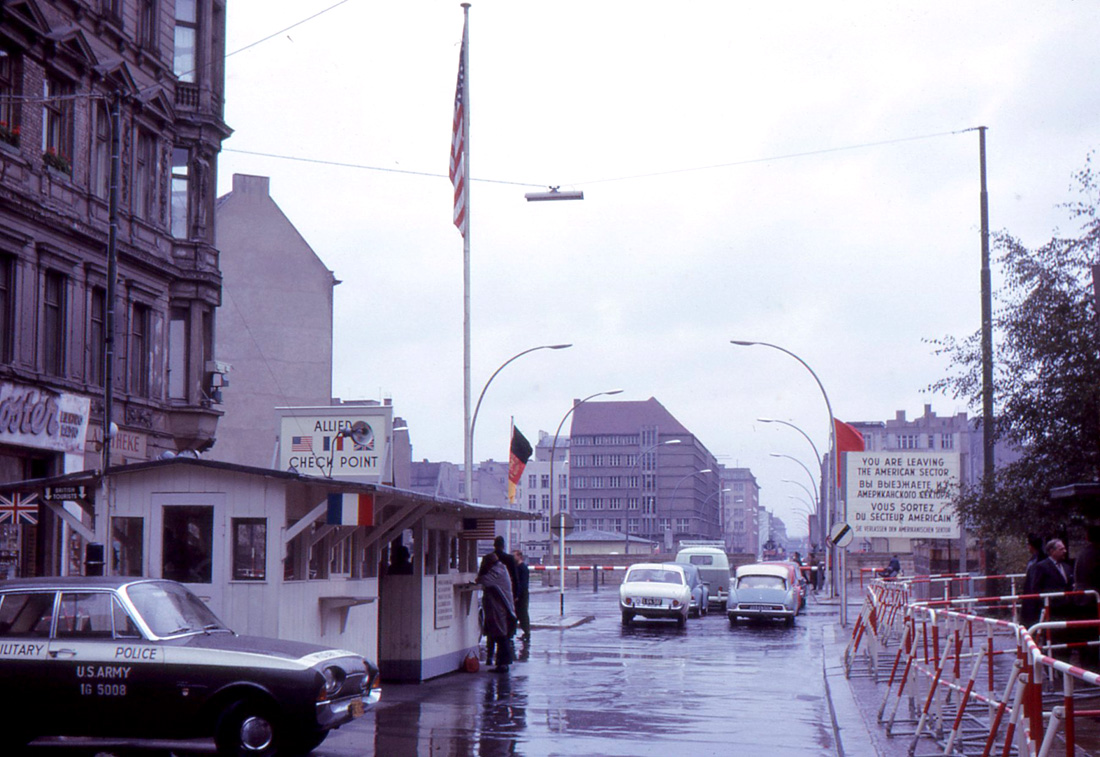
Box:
845;451;960;540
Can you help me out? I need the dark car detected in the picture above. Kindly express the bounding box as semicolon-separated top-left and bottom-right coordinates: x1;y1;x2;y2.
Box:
0;577;381;755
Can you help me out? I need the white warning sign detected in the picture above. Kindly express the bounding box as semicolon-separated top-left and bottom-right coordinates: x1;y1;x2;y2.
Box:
845;451;960;540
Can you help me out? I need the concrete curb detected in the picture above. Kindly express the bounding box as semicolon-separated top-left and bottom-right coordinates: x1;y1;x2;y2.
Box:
531;614;595;630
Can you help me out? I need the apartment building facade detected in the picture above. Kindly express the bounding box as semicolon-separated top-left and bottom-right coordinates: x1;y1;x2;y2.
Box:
0;0;230;575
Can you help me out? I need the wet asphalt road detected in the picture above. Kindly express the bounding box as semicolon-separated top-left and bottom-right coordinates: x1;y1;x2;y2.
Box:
29;586;848;757
324;586;842;757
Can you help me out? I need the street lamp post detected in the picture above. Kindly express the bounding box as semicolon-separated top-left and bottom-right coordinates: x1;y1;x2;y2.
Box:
770;453;819;505
731;340;845;625
704;486;732;549
623;439;682;554
758;418;823;473
550;389;624;616
667;468;712;552
464;343;572;501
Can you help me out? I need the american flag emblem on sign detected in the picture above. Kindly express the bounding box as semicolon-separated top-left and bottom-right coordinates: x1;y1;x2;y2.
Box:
0;492;39;525
291;436;313;452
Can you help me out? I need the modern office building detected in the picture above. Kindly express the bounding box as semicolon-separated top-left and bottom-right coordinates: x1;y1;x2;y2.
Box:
0;0;230;575
568;397;721;551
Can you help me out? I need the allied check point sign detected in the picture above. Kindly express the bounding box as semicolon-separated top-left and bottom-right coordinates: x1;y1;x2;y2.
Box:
845;451;960;539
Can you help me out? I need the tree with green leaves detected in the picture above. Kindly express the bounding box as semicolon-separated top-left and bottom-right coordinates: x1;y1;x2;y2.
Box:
930;153;1100;543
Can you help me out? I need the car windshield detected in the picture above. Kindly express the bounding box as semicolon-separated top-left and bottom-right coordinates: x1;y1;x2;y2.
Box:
627;568;683;585
689;555;714;565
126;581;229;637
738;575;786;590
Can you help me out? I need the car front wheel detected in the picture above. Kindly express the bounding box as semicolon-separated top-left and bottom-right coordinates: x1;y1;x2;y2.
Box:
621;611;633;626
215;697;285;757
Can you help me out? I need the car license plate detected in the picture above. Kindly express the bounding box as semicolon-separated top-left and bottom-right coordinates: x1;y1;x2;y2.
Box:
350;699;365;718
642;598;661;606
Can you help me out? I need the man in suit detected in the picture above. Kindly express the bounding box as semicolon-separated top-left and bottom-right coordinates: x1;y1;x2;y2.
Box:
1023;539;1074;654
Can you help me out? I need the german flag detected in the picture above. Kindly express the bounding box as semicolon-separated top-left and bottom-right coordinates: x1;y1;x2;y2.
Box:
507;426;533;504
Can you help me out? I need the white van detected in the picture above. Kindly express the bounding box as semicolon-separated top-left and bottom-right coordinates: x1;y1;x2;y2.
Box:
674;544;732;610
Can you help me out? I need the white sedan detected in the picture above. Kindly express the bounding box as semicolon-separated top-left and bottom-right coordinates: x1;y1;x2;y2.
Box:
619;563;691;627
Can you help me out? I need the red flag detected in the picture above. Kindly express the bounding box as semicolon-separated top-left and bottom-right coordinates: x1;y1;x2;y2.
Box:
835;419;865;452
449;16;468;238
834;419;864;486
507;426;533;504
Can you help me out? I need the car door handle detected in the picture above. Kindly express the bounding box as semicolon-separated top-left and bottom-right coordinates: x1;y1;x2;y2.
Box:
49;648;77;658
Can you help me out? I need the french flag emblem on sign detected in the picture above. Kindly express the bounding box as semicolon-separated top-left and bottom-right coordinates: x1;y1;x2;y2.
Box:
327;492;374;526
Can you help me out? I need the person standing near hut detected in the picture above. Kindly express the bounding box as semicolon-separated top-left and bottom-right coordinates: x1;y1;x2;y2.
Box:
477;552;516;673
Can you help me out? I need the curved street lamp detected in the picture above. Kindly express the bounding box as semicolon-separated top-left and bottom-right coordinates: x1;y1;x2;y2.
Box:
623;439;682;553
758;418;823;473
770;453;819;506
666;468;712;551
704;486;732;548
465;343;572;500
549;389;624;615
731;340;845;623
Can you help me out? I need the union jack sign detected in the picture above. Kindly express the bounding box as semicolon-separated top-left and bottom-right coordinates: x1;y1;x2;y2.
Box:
0;492;39;525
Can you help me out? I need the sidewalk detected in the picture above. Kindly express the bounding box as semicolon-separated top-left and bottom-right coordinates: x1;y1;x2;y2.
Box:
818;589;910;757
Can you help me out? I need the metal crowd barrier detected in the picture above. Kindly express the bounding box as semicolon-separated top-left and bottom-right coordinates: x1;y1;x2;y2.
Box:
843;571;1100;757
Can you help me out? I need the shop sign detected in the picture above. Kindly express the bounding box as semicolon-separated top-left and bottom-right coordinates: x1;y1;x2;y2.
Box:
0;382;89;454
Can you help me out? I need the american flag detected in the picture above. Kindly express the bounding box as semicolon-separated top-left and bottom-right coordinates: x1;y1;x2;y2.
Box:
449;16;468;238
0;492;38;525
291;436;313;452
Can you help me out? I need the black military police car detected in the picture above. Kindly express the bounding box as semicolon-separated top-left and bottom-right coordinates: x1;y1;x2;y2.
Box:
0;577;381;754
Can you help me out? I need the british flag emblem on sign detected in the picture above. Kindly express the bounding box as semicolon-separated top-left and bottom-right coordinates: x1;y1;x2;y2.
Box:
0;492;39;525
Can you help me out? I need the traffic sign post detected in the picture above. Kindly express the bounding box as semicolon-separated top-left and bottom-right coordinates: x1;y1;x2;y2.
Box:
829;521;854;549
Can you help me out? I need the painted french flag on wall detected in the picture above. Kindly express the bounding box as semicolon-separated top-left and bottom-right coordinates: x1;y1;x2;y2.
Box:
326;492;375;526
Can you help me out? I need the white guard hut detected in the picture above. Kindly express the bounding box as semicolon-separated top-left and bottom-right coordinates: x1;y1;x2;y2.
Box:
15;457;538;682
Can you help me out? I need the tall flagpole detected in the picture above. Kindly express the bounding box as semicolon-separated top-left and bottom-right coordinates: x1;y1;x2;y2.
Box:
456;4;474;501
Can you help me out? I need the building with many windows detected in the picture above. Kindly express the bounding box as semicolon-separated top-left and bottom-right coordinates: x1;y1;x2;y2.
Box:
0;0;231;575
721;467;760;556
568;397;721;551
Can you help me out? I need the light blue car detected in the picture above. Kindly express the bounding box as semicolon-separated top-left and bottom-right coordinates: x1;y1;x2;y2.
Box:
727;563;799;626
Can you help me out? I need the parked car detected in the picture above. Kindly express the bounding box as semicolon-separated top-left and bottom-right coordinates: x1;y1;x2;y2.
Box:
0;577;381;755
674;545;731;611
761;560;807;611
619;563;691;627
680;562;710;617
728;563;800;626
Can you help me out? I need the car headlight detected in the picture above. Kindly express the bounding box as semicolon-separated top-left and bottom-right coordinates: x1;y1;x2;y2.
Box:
319;666;345;700
622;597;633;606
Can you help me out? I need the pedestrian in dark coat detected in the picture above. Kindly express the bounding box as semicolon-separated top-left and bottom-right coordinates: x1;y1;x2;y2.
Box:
477;552;516;672
513;549;530;639
494;536;519;603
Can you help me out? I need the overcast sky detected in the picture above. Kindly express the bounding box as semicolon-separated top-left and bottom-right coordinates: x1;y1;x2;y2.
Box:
217;1;1100;534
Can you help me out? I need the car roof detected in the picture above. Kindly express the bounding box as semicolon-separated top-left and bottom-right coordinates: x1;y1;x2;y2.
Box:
626;562;685;573
735;563;791;579
0;576;164;592
676;546;726;555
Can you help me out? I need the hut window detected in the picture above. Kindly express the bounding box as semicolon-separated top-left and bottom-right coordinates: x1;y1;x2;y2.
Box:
232;518;266;580
162;506;213;583
111;517;144;576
